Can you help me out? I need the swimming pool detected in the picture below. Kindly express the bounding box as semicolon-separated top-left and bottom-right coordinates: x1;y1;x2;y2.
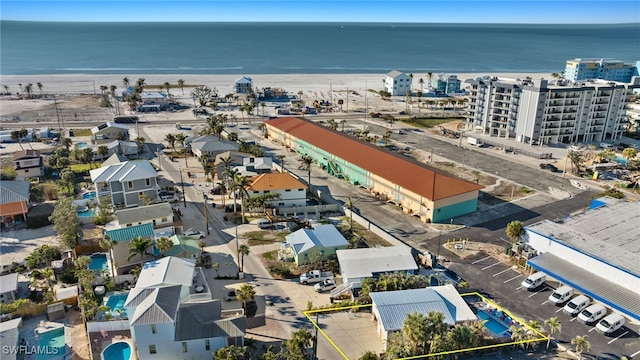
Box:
89;253;109;272
477;309;512;338
101;341;132;360
76;142;88;149
82;191;97;199
104;293;129;318
37;327;67;360
77;209;96;218
613;156;628;166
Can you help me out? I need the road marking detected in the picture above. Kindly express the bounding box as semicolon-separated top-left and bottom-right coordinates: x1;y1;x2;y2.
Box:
555;308;564;313
493;268;512;277
506;275;523;284
588;327;597;332
529;289;545;298
481;262;501;271
630;349;640;358
570;317;578;322
472;256;492;264
498;237;511;244
541;300;549;305
608;331;628;344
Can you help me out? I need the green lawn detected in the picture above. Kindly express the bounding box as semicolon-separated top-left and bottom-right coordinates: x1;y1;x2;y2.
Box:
400;118;462;128
243;230;287;246
69;163;102;173
71;129;92;137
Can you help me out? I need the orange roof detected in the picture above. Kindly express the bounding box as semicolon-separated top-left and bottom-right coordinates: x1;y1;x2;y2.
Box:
248;172;307;191
266;117;482;201
0;201;29;217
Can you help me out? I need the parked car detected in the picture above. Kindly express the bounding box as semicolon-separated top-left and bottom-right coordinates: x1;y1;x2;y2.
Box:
225;204;241;213
539;163;558;172
184;229;206;239
224;290;237;301
314;279;337;293
300;270;334;285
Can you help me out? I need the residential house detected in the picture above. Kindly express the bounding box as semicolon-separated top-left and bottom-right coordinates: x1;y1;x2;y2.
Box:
104;223;155;272
384;70;412;96
113;202;179;235
189;135;240;159
0;180;30;227
234;157;273;177
162;235;202;260
282;224;349;265
336;246;418;286
13;150;44;179
91;122;130;144
370;285;477;347
90;160;160;209
214;151;250;180
431;74;462;95
235;77;253;94
124;257;245;360
0;273;18;304
102;153;129;166
0;318;22;360
105;140;139;157
246;172;307;208
265;117;483;223
141;92;168;106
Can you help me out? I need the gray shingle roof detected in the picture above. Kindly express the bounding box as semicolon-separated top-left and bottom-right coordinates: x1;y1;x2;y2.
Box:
130;285;182;325
285;224;349;255
175;301;245;341
102;153;128;166
0;181;30;204
89;160;157;183
191;139;239;153
116;203;173;225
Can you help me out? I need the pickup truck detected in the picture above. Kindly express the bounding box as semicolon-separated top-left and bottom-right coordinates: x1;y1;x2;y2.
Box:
299;270;334;285
314;279;337;293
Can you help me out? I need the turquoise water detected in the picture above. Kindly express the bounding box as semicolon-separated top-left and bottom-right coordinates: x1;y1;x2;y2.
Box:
105;293;128;318
77;209;96;218
82;191;96;199
76;142;88;149
37;327;66;360
477;310;511;338
613;156;628;166
89;254;108;271
102;342;131;360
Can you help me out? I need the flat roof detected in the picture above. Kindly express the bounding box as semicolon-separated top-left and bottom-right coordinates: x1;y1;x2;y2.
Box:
527;200;640;276
528;253;640;321
336;246;417;280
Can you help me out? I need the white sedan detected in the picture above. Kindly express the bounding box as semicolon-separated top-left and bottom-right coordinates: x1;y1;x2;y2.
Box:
184;229;206;239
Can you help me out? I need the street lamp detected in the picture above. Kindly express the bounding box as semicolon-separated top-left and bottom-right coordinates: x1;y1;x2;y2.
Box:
202;192;209;235
437;231;442;260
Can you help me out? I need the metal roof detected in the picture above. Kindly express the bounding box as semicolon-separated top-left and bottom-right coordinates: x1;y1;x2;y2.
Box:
285;224;349;255
175;301;246;341
164;235;201;257
89;160;158;184
135;256;195;289
528;252;640;321
0;181;30;204
386;70;407;78
190;139;239;153
336;246;418;280
0;317;22;351
370;286;476;332
102;153;128;166
129;285;181;326
527;200;640;276
104;223;154;243
116;203;173;225
0;273;18;292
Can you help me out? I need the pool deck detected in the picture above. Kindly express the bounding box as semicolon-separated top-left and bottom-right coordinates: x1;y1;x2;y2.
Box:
88;331;133;360
17;310;90;360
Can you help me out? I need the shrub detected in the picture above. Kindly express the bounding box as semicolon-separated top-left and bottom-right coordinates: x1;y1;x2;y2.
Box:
268;263;291;278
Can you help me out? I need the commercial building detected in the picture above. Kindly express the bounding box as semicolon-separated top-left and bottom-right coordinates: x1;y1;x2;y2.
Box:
564;58;639;83
524;197;640;321
265;117;483;223
465;76;640;145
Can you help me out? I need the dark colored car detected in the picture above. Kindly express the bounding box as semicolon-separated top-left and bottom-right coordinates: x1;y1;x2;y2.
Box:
539;163;558;172
225;204;241;213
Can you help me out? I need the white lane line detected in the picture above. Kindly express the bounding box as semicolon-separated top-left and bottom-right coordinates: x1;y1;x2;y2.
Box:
570;317;578;322
555;308;564;313
528;286;549;298
588;327;597;332
608;331;629;344
630;349;640;358
472;256;492;264
493;268;512;277
481;262;501;271
498;237;511;244
507;276;523;284
541;300;549;305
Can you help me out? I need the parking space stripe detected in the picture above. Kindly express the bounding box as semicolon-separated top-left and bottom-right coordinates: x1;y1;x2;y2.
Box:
555;308;564;313
506;275;522;284
570;317;578;322
493;268;512;277
472;256;492;264
630;350;640;358
481;262;501;270
608;331;628;344
588;327;596;332
541;300;549;305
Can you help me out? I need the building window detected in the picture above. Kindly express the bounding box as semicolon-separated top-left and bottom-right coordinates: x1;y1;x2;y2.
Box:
161;217;167;222
182;342;188;353
149;345;156;354
285;189;291;192
205;339;210;351
151;324;156;334
128;181;133;189
139;192;144;199
146;178;151;186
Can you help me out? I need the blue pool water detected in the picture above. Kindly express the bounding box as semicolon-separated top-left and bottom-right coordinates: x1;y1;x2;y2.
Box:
102;342;132;360
477;310;511;338
37;327;66;360
105;293;128;318
89;254;108;271
82;191;96;199
77;209;96;218
613;156;628;166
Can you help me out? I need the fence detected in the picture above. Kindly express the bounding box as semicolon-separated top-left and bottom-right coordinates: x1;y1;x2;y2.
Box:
86;320;130;333
278;204;340;217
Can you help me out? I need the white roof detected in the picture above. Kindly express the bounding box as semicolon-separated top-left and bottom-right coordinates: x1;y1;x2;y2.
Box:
235;76;253;84
0;273;18;293
386;70;408;78
336;246;417;280
285;224;349;255
0;181;30;204
91;121;130;134
242;157;272;170
134;256;195;289
107;140;138;150
90;160;157;183
55;285;79;301
141;92;167;99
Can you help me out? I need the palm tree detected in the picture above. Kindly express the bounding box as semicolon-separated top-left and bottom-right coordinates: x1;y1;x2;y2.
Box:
238;244;250;272
135;136;145;153
418;78;424;90
448;324;479;350
510;325;526;348
10;130;25;151
622;147;637;168
277;155;286;172
165;133;177;150
177;79;185;95
402;312;428;354
25;83;33;98
212;262;220;279
97;145;109;160
3;85;8;94
299;155;313;186
544;317;562;349
571;335;591;359
122;77;130;89
232;173;250;222
163;82;171;97
236;283;256;311
506;220;525;244
427;72;433;91
174;132;187;148
155;236;174;256
36;82;43;96
127;236;152;268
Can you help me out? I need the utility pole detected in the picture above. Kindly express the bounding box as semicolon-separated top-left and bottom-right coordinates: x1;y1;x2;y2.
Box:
203;192;209;235
53;95;62;131
312;311;319;360
363;81;368;130
180;171;186;207
346;88;349;113
437;231;442;260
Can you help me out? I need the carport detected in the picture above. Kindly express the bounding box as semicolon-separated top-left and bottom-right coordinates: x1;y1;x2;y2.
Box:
528;252;640;321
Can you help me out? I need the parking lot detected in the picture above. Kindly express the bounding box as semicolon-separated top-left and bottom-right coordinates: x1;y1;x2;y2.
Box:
450;253;640;359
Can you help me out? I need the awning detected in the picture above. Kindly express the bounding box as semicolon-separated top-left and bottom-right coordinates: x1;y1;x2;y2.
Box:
528;252;640;321
0;201;28;218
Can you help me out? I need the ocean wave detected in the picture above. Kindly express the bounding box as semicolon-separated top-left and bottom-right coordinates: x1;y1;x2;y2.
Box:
55;67;243;71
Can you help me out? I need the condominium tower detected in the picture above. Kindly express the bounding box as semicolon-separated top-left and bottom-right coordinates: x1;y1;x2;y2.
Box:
564;58;639;83
465;76;640;145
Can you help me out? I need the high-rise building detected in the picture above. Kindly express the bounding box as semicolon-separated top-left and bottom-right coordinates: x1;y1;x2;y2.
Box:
564;58;638;83
465;76;640;145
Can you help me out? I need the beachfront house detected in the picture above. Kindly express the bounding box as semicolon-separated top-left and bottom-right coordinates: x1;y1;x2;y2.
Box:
282;224;349;265
188;135;240;159
124;257;245;360
370;285;477;348
0;180;30;229
141;92;168;106
91;122;130;144
431;74;462;95
246;172;308;209
90;160;160;209
0;273;19;304
235;77;253;94
384;70;412;96
13;149;44;179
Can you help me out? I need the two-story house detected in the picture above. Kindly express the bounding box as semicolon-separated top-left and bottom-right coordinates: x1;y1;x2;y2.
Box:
246;172;307;208
0;180;30;229
104;223;155;272
124;257;245;360
234;157;273;177
384;70;412;96
188;135;239;159
13;150;44;179
112;202;181;234
90;160;160;209
91;122;130;144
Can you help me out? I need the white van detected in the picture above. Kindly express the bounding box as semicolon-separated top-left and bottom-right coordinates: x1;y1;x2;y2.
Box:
600;142;613;149
563;295;591;316
548;286;574;305
578;304;607;324
595;313;625;335
521;272;546;291
257;218;272;229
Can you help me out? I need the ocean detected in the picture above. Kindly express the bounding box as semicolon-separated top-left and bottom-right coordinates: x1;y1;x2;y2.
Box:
1;21;639;75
